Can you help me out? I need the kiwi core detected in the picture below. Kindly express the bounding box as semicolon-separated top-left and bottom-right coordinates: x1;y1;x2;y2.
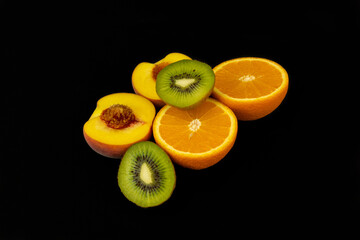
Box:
100;104;136;129
140;162;153;184
175;78;196;88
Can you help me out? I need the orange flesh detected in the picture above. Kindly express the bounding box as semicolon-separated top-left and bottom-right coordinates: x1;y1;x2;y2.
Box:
158;101;231;153
152;62;170;80
214;60;283;98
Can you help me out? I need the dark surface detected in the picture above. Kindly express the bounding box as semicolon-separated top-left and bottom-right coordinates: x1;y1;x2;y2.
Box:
3;1;359;238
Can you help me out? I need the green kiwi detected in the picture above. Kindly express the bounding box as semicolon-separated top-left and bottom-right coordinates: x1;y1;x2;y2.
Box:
117;141;176;208
156;59;215;109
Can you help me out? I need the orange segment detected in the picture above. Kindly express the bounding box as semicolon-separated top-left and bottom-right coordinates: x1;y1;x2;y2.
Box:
212;57;289;120
153;98;238;170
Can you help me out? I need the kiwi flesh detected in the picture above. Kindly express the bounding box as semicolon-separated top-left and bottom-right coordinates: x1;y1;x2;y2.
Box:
117;141;176;208
156;60;215;109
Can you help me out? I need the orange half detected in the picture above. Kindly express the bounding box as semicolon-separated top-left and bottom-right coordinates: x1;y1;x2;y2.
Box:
212;57;289;120
153;98;238;169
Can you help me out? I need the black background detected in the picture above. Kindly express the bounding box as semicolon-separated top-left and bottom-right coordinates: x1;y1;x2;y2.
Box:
2;1;360;239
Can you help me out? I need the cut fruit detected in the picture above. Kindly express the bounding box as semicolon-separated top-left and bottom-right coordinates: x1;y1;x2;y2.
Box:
132;53;191;107
83;93;156;158
212;57;289;120
153;98;237;170
117;141;176;208
156;60;215;109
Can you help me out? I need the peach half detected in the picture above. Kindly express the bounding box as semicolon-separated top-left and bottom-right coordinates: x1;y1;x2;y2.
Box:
83;93;156;158
132;52;191;107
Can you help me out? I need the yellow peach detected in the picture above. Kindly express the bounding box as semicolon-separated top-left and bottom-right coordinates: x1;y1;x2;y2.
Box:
132;52;191;107
83;93;155;158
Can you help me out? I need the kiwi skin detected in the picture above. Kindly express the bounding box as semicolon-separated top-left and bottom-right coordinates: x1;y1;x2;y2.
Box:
117;141;176;208
156;60;215;109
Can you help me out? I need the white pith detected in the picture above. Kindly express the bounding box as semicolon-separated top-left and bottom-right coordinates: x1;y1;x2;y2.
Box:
239;74;255;82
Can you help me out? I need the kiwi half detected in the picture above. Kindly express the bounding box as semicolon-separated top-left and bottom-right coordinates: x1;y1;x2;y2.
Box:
117;141;176;208
156;60;215;109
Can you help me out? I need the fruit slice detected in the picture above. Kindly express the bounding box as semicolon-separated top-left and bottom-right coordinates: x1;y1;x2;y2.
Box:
83;93;156;158
156;60;215;109
212;57;289;121
153;98;237;169
132;53;191;107
117;141;176;208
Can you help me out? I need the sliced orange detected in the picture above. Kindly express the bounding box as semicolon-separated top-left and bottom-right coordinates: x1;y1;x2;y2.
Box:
153;98;238;170
212;57;289;121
